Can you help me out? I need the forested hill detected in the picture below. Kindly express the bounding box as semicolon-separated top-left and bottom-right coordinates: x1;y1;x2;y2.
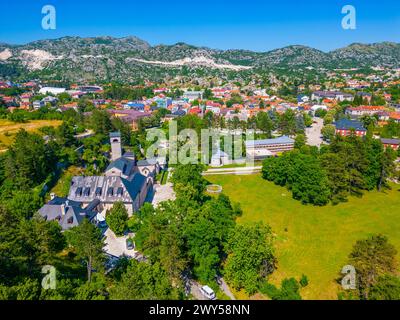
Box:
0;36;399;82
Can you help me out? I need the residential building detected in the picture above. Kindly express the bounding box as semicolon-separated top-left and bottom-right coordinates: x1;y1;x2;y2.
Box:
346;106;387;117
33;100;45;110
334;119;367;137
107;109;152;130
381;138;400;151
183;91;203;102
312;91;354;102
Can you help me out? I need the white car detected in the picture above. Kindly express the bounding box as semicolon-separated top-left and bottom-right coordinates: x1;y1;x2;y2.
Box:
200;285;216;300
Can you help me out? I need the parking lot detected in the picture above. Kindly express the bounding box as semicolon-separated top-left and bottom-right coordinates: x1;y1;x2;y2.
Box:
306;117;324;147
103;228;137;258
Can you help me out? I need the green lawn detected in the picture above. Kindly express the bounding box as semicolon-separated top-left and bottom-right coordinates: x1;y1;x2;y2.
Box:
48;166;84;199
206;174;400;300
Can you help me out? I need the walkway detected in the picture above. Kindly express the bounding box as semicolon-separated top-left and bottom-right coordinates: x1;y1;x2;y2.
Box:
203;166;262;176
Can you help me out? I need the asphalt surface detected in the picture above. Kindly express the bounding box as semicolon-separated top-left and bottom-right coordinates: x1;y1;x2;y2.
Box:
306;117;324;147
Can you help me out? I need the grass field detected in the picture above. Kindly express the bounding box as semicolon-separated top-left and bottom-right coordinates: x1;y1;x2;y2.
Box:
0;119;63;151
48;166;84;199
206;174;400;300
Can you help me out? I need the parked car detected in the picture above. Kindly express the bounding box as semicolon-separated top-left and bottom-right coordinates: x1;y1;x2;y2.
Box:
126;238;135;251
200;285;216;300
97;220;107;228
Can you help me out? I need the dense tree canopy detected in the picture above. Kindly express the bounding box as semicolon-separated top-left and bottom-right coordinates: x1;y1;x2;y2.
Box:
348;235;397;299
66;219;105;283
171;164;207;202
106;201;129;236
4;130;57;189
224;223;275;294
263;133;397;206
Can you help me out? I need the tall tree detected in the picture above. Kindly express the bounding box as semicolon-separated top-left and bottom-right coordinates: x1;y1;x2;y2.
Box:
110;260;182;300
171;164;207;202
369;275;400;300
4;129;57;189
89;110;113;136
256;112;274;137
224;223;275;294
378;147;397;191
106;201;129;236
66;219;105;282
279;109;297;136
349;234;397;299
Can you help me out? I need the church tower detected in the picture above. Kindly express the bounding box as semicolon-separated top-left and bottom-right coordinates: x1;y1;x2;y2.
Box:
110;132;122;161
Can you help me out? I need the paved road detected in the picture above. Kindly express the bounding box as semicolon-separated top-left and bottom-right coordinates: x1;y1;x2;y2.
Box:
187;278;236;300
151;182;176;208
74;129;94;140
188;280;208;300
219;278;236;300
103;228;136;258
306;117;324;147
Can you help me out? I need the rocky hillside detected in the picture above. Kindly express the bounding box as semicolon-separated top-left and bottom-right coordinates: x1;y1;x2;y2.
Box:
0;36;399;83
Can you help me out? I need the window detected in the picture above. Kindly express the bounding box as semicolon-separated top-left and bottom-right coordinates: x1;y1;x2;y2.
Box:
107;187;114;196
84;188;91;197
75;187;82;197
117;187;124;197
95;187;102;196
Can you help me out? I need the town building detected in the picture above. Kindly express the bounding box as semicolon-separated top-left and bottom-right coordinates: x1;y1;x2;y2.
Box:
345;106;387;117
334;119;367;137
381;138;400;151
245;136;295;160
107;109;152;130
38;196;98;231
39;87;66;95
183;91;203;102
311;91;354;102
68;132;160;216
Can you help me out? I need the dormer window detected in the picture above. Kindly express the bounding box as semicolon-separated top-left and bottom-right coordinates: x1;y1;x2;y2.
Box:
95;187;102;196
84;188;91;197
107;187;114;196
75;187;83;197
117;187;124;197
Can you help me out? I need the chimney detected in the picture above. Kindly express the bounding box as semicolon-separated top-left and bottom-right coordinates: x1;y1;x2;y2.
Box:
61;204;66;216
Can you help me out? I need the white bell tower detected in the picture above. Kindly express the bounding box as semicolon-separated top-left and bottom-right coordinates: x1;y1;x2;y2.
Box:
110;132;122;161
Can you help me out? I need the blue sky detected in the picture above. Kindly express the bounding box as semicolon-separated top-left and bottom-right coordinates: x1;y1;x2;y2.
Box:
0;0;399;52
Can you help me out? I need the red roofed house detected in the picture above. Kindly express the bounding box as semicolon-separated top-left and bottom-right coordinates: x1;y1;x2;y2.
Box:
153;88;168;94
381;138;400;151
0;82;10;89
107;109;152;131
189;107;202;115
388;112;400;123
346;106;387;117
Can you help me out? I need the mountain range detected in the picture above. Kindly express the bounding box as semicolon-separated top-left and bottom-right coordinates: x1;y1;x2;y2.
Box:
0;36;399;83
